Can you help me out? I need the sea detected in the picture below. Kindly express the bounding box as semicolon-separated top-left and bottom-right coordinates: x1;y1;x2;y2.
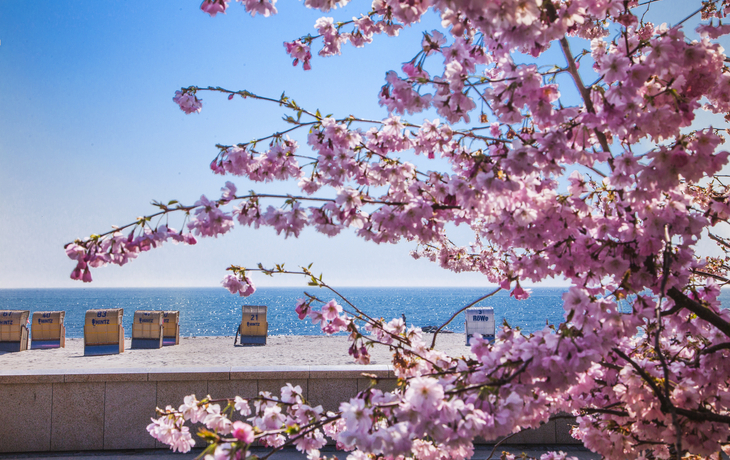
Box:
1;287;728;339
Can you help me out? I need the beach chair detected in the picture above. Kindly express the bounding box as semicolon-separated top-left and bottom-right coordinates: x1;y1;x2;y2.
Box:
0;310;30;352
84;308;125;356
235;305;267;346
465;307;495;345
131;310;164;349
30;311;66;349
162;311;180;346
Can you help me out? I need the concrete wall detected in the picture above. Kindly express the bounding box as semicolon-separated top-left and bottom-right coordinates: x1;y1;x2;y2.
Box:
0;366;579;453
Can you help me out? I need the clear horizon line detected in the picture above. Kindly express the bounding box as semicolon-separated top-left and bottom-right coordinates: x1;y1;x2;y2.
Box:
0;284;577;290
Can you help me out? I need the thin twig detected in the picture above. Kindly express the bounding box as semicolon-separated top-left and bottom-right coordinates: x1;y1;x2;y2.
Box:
430;287;501;348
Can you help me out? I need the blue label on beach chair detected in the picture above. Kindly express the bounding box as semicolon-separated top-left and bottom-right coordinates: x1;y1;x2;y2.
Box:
30;339;61;350
131;337;162;349
84;344;121;356
0;341;24;352
239;335;266;346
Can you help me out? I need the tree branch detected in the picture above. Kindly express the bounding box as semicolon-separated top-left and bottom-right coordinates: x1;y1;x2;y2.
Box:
559;37;612;155
701;342;730;356
667;287;730;338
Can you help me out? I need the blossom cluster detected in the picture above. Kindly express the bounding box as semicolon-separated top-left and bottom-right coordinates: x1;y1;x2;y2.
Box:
66;225;196;283
173;89;202;114
69;0;730;459
147;287;611;460
200;0;277;18
148;394;256;456
221;273;256;297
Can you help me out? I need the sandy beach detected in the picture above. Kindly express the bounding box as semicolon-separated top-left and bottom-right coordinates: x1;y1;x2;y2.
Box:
0;334;471;371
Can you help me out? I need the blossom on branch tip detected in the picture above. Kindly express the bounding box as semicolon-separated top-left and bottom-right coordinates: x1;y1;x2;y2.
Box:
284;40;313;70
172;90;202;114
239;0;277;17
200;0;229;16
510;285;530;300
295;298;311;319
222;273;256;297
304;0;350;12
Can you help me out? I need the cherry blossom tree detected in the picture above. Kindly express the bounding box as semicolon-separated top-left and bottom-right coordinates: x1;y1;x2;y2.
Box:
68;0;730;459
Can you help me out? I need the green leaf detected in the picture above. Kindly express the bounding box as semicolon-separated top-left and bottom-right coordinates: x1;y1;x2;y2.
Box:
196;428;219;441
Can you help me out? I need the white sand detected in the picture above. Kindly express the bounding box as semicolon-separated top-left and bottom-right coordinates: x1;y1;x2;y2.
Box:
0;334;471;371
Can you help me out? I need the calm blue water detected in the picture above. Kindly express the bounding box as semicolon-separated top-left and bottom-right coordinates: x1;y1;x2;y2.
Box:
0;287;728;338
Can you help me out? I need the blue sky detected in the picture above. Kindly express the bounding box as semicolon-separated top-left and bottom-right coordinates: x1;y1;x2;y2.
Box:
0;1;491;288
0;1;723;289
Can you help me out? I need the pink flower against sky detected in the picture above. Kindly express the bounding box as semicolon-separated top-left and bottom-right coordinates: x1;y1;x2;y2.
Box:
200;0;228;16
172;90;202;114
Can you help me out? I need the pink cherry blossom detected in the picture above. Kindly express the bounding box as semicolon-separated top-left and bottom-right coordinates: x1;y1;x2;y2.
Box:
232;421;255;444
200;0;228;17
221;273;256;297
285;40;313;70
172;90;202;114
71;2;730;459
320;299;342;320
315;17;346;57
239;0;277;17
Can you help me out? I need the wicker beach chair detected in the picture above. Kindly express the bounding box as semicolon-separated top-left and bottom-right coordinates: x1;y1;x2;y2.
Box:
235;305;267;346
162;311;180;346
30;311;66;349
84;308;125;356
131;310;164;349
0;310;30;352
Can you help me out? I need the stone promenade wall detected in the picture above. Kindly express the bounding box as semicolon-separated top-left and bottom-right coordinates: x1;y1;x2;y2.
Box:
0;365;579;453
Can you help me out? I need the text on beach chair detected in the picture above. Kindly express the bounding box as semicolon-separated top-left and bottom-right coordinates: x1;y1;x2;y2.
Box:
84;308;124;356
235;305;267;346
31;311;66;349
0;310;30;352
131;310;164;349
